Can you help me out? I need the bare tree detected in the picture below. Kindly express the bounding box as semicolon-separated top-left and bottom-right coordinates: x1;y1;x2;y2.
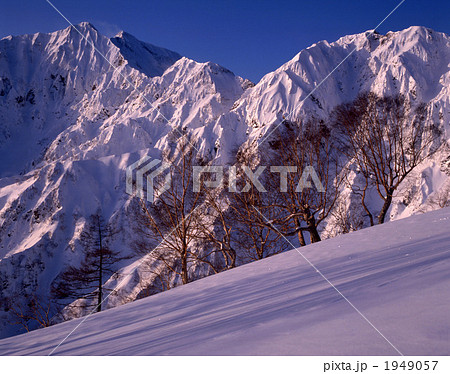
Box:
228;178;291;261
133;139;220;286
334;93;440;224
330;199;364;236
420;185;450;212
193;157;291;265
259;119;344;244
197;185;237;269
134;266;175;300
6;293;56;332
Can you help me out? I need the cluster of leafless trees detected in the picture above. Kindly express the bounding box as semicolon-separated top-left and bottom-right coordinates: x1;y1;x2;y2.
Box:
5;293;55;333
132;92;441;293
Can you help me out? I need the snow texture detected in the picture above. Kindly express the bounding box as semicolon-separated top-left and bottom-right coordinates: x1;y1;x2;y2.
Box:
0;207;449;355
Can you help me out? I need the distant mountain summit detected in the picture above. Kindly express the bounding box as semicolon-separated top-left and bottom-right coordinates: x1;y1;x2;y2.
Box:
110;30;182;77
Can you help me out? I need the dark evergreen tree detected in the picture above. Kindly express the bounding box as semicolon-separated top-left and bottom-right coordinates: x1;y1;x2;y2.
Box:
53;214;127;313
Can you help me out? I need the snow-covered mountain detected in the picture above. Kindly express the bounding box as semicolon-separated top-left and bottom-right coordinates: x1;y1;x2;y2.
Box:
234;27;450;127
1;207;449;355
0;23;449;338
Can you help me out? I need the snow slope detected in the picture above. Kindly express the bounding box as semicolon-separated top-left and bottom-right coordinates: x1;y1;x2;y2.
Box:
1;207;449;356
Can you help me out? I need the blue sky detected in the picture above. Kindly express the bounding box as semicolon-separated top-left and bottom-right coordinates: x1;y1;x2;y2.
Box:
0;0;448;82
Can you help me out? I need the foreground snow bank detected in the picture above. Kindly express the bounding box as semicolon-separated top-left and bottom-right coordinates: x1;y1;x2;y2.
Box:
1;208;450;356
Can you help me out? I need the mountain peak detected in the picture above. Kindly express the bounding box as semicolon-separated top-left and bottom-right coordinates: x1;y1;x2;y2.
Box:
62;21;99;36
75;21;98;31
110;31;181;77
113;30;133;40
54;21;102;44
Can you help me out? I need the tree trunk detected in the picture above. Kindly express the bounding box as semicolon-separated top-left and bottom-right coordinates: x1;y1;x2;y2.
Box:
308;224;321;243
295;217;306;246
181;248;189;284
306;216;321;243
304;209;321;243
257;243;264;260
360;184;374;226
97;220;103;313
228;246;236;269
378;189;393;224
